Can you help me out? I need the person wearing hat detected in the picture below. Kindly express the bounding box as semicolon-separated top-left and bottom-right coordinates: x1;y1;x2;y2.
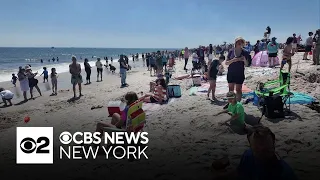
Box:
69;56;83;98
267;37;280;68
213;91;246;129
25;65;42;99
225;37;249;103
96;57;103;82
17;67;29;101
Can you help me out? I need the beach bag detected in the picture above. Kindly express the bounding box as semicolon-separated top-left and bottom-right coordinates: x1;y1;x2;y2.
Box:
167;85;181;98
192;74;201;86
262;95;284;119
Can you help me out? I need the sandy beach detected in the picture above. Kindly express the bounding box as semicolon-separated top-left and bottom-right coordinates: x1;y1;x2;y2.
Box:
0;52;319;180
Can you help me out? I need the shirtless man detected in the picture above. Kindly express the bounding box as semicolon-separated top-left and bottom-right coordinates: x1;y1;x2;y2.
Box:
69;56;83;98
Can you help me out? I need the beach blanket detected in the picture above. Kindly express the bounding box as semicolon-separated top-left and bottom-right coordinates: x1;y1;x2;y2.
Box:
287;92;315;104
142;98;175;112
195;82;252;95
251;91;315;105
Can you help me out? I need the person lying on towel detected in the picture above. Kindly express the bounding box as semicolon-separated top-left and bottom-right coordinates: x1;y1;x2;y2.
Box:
95;92;138;137
213;91;247;130
141;78;167;104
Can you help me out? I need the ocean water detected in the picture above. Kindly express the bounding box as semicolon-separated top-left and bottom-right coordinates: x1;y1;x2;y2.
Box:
0;47;168;82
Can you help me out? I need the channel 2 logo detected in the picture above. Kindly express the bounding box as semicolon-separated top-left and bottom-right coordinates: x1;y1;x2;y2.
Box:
16;127;53;164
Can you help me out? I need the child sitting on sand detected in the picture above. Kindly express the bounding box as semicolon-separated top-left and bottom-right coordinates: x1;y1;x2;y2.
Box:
238;125;297;179
109;64;116;73
213;91;246;129
0;87;14;107
141;78;167;104
96;92;139;136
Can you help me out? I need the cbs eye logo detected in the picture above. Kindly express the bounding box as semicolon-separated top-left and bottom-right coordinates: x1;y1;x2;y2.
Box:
59;132;72;144
20;137;50;154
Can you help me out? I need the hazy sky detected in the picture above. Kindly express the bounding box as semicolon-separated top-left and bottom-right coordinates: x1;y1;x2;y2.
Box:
0;0;319;48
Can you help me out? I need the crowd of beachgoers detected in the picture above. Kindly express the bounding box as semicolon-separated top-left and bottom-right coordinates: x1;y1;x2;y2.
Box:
0;27;320;179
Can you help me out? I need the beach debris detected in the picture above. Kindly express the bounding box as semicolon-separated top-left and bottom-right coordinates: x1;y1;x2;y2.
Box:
58;89;70;93
91;105;103;110
24;116;30;123
212;156;230;170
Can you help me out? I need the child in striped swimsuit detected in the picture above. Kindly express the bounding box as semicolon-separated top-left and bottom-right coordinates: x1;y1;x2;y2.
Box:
142;78;167;104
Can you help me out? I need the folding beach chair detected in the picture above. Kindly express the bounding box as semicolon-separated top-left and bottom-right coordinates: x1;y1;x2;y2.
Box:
254;70;292;121
103;100;146;134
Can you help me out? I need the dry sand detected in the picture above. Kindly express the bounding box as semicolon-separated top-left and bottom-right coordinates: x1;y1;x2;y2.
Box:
0;52;319;180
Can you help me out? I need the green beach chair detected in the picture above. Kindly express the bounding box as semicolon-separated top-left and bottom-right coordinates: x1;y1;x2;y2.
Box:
255;71;292;121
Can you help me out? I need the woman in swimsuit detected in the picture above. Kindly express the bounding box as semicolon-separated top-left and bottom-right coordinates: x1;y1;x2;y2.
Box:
280;37;294;72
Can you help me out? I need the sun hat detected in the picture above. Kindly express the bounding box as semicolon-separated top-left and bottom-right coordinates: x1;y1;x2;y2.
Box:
226;91;236;99
272;37;277;40
235;37;245;44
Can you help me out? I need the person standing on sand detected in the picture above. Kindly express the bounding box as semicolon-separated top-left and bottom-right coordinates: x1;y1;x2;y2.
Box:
69;56;83;98
184;47;189;70
84;58;91;84
25;65;42;99
313;29;320;65
303;32;314;60
267;37;279;68
280;37;294;72
17;67;29;101
238;125;297;179
96;58;103;82
225;37;249;104
292;33;298;53
119;55;129;88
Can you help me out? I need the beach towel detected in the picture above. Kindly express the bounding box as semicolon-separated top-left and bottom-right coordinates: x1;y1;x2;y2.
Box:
174;74;190;80
286;92;315;104
196;82;252;95
252;51;279;67
142;98;175;112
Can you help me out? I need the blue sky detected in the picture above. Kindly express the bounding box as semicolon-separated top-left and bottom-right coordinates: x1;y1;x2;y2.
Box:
0;0;319;48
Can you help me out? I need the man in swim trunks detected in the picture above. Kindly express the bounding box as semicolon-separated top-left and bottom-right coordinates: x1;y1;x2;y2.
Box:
69;56;83;98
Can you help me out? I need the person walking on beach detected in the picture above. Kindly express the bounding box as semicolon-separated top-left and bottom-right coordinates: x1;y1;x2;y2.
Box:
156;51;163;75
303;32;314;60
11;73;17;87
111;57;113;63
267;37;279;68
40;67;49;83
184;47;189;70
25;65;42;99
84;58;92;84
119;55;129;88
17;67;29;101
50;68;58;95
96;58;103;82
225;37;249;103
69;56;83;98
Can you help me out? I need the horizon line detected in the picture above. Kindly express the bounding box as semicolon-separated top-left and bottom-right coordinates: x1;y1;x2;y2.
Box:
0;46;182;49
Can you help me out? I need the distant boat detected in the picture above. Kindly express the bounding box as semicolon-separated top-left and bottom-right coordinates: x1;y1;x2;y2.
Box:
51;47;54;49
